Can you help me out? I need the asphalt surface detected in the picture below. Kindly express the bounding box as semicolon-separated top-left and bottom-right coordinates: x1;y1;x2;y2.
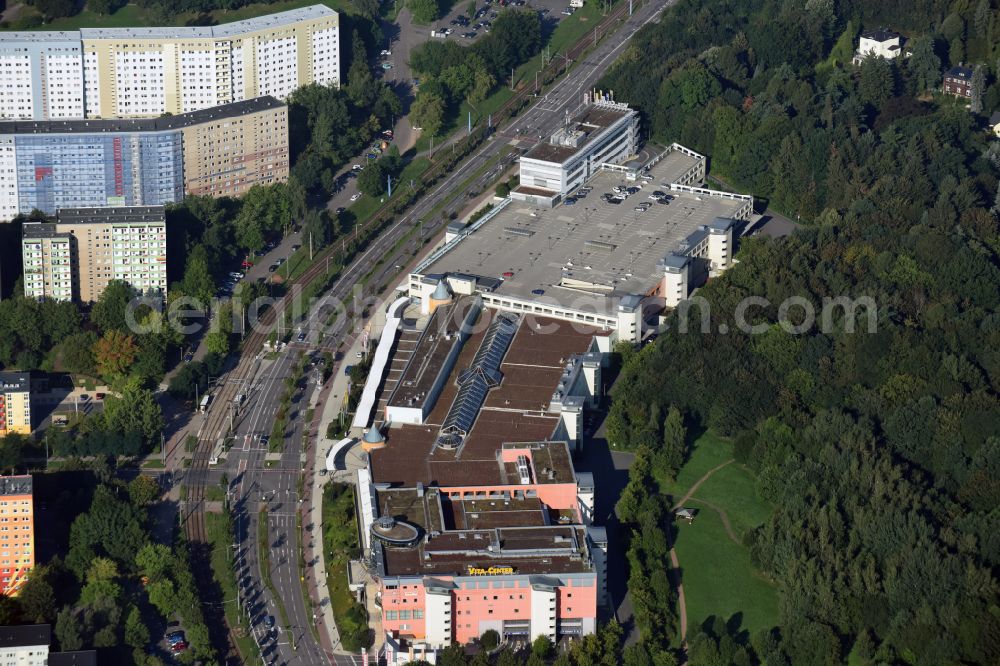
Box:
177;0;677;663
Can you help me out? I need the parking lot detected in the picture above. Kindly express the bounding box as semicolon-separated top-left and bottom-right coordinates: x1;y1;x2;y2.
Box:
427;0;584;44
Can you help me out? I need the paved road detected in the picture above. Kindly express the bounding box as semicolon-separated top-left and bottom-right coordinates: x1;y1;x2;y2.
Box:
176;0;676;663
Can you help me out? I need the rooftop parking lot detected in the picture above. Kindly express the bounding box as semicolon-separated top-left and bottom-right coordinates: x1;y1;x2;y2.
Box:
419;152;747;316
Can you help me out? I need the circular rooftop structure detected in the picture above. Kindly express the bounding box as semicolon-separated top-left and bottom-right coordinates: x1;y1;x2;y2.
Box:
371;516;421;548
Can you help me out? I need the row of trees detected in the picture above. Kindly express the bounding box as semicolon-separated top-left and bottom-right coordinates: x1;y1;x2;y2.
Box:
408;9;542;136
602;0;1000;663
427;622;626;666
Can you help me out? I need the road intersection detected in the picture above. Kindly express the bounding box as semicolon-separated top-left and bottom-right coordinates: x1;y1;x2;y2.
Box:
172;0;677;663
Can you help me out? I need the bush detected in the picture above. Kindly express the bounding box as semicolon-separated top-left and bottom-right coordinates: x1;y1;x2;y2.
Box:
481;629;500;651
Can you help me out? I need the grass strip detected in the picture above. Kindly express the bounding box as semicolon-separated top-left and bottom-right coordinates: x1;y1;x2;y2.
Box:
205;511;262;663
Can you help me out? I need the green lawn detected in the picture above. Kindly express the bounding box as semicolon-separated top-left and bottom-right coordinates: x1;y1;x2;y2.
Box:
321;483;369;652
688;462;773;540
661;430;732;497
667;431;779;638
674;510;779;638
205;511;262;664
4;0;351;31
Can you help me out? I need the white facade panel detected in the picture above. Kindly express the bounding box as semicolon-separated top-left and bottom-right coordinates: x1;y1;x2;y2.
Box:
179;48;219;113
311;27;340;86
529;585;557;641
43;52;85;119
115;50;166;117
83;51;101;117
256;36;299;100
424;590;452;647
0;53;34;119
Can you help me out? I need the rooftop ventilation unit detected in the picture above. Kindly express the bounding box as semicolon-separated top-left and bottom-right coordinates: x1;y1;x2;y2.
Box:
584;239;617;252
517;455;533;485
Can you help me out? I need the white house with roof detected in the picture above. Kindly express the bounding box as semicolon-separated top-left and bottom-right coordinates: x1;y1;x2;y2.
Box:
853;28;902;65
988;111;1000;137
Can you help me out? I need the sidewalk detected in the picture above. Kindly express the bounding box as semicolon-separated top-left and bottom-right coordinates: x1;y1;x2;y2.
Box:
304;313;381;656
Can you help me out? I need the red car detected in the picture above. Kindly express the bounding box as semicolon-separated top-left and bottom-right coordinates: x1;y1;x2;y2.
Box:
241;259;254;269
502;271;514;278
170;642;188;653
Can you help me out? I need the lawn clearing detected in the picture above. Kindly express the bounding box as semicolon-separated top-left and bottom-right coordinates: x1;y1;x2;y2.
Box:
687;461;773;540
673;509;779;638
666;430;779;639
662;430;733;497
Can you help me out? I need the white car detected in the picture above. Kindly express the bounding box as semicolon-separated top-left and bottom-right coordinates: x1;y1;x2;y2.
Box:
352;164;362;171
350;193;362;202
380;49;392;56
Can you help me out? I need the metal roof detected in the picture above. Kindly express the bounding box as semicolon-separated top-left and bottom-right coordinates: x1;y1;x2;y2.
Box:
0;96;284;135
440;313;518;437
0;372;30;393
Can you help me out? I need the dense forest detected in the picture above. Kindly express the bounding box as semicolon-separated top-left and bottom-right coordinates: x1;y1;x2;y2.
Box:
600;0;1000;664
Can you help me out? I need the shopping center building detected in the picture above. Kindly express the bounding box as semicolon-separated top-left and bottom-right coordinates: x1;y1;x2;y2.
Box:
408;143;753;342
354;298;611;650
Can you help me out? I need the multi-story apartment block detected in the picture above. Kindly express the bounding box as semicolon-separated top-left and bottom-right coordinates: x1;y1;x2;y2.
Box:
0;373;31;437
0;5;339;120
21;228;73;302
0;95;288;220
0;624;48;666
22;206;167;303
0;475;34;596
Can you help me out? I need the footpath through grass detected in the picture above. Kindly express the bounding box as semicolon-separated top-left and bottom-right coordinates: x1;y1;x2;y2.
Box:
321;483;370;652
668;433;779;638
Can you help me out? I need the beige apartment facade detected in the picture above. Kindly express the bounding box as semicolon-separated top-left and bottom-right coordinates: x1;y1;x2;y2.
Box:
0;373;31;437
0;5;339;120
22;207;167;303
180;99;289;197
0;96;289;221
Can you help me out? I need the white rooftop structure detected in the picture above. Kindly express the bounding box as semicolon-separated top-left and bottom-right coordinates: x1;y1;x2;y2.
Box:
410;145;753;342
512;93;640;205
